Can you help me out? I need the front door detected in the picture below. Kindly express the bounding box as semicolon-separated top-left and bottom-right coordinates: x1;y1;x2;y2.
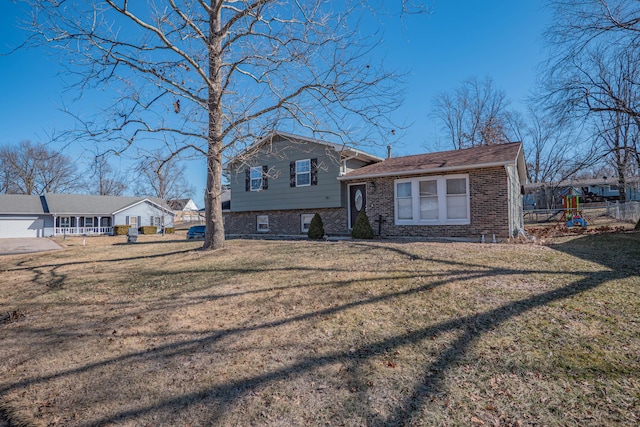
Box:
349;184;367;229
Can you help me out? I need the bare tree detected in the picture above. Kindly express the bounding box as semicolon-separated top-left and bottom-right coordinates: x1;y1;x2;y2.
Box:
0;141;79;195
88;154;128;196
135;153;194;202
432;76;512;149
506;109;598;184
543;0;640;194
25;1;405;250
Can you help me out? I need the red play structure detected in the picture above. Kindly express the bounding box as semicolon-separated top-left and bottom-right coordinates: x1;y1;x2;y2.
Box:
561;187;588;227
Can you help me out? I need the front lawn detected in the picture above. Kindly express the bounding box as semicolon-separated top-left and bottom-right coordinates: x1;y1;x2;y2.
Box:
1;233;638;426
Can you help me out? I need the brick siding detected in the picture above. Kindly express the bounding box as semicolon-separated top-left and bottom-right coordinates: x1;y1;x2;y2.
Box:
351;166;512;239
223;207;348;236
224;167;516;239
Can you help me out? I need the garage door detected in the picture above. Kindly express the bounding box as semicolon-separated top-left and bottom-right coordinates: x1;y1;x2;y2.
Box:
0;218;45;238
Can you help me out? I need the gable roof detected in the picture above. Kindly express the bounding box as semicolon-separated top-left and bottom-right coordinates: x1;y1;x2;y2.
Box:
0;194;174;216
167;199;191;210
225;130;384;167
0;194;46;214
339;142;526;182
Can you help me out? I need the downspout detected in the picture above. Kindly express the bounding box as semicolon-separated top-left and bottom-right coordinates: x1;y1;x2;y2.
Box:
341;154;359;176
505;165;513;238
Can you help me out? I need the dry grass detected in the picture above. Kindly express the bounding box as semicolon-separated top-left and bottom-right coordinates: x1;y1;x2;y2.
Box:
1;232;639;426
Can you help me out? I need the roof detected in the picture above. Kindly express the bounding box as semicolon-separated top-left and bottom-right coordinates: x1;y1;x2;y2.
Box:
224;130;384;167
167;199;191;210
0;193;174;216
339;142;525;181
0;194;46;214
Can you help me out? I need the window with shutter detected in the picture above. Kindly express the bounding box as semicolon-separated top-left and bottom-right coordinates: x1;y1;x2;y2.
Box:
295;159;311;187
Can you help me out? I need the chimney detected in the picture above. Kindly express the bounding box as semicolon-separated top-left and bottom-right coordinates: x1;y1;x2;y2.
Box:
387;145;392;159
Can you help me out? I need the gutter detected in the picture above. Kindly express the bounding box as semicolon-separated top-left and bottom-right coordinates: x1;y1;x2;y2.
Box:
337;160;516;181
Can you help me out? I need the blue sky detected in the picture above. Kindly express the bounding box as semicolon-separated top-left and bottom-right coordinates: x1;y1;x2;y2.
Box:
0;1;550;206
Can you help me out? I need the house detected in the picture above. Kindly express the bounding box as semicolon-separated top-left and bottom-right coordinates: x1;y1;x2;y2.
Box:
224;131;382;235
168;198;202;223
224;131;527;239
339;142;527;239
0;193;175;238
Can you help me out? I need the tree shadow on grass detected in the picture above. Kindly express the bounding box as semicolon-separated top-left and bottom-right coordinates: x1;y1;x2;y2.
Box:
1;234;638;425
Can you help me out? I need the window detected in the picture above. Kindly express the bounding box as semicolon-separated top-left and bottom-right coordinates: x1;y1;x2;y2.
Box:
396;182;413;220
129;216;138;228
85;217;94;227
394;175;469;225
60;217;70;228
446;178;468;220
257;215;269;232
245;165;268;191
609;184;619;191
419;180;438;220
301;214;314;233
296;159;311;187
250;167;263;191
150;216;161;226
290;158;317;187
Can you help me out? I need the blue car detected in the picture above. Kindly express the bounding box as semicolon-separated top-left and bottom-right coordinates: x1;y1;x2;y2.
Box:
186;225;206;239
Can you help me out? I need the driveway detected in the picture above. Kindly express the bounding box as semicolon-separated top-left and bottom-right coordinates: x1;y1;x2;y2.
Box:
0;238;62;255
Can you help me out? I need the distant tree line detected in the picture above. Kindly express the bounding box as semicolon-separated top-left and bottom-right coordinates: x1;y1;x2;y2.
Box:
0;140;194;200
429;1;640;202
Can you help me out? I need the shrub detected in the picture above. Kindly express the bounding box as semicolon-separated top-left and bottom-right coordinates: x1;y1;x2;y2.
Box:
139;226;157;235
351;210;374;239
113;225;129;236
307;213;325;240
164;227;175;234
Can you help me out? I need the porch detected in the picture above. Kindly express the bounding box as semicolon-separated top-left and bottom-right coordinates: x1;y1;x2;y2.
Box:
54;226;114;236
54;216;113;236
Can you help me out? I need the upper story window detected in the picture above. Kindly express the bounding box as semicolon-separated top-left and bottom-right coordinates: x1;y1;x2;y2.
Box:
290;158;318;188
296;159;311;186
395;175;469;225
245;165;268;191
250;167;263;191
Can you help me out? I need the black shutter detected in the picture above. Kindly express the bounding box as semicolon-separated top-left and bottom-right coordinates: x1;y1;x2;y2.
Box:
126;215;130;225
290;162;296;187
311;158;318;186
138;216;142;228
262;165;268;190
245;168;250;191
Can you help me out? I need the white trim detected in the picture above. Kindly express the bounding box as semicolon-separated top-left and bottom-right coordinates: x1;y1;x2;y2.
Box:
250;166;263;191
300;213;314;233
256;215;269;232
394;174;470;226
295;159;311;187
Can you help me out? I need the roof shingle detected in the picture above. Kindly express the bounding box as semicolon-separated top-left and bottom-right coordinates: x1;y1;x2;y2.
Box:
340;142;523;180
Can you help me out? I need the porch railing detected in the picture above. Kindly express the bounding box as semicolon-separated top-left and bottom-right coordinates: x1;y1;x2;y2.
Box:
55;227;114;236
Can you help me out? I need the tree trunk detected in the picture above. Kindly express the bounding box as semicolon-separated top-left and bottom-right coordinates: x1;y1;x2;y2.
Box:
203;1;225;250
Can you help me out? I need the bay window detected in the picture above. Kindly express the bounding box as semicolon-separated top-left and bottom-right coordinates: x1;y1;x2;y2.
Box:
395;175;469;225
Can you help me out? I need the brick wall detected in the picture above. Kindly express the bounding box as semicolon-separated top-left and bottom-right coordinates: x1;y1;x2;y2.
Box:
223;207;348;236
351;166;512;239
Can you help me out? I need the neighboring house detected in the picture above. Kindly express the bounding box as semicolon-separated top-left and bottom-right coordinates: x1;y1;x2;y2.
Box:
524;177;640;209
339;142;527;239
168;198;202;223
0;193;175;238
224;131;383;235
224;131;527;239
